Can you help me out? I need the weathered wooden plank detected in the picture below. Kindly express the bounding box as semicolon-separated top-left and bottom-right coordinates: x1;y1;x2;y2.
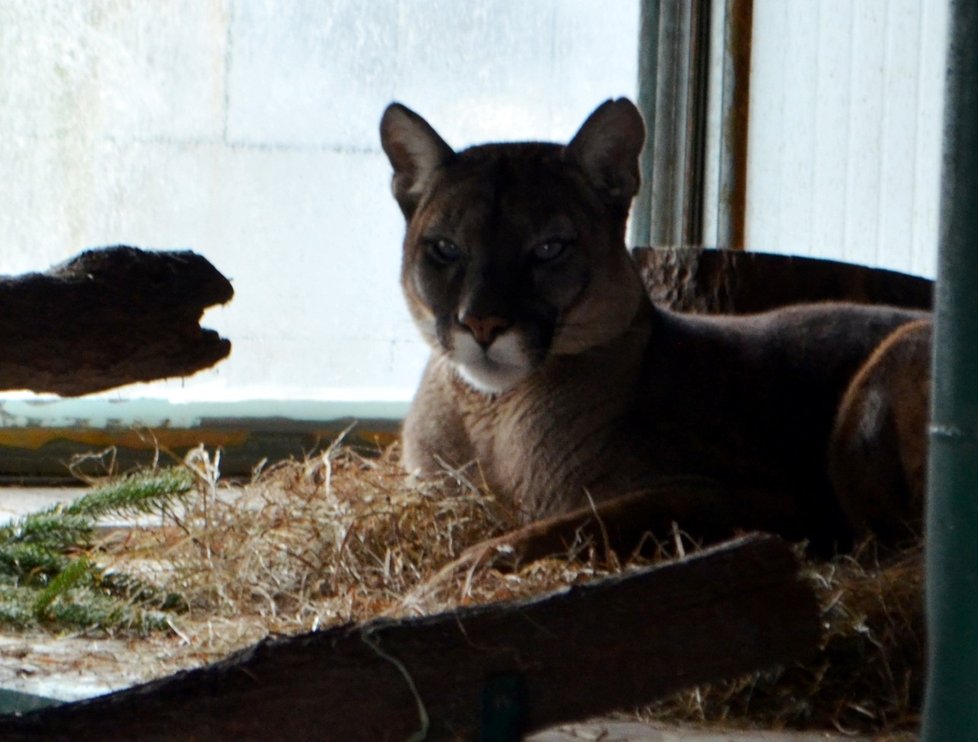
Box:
0;534;819;741
0;246;232;396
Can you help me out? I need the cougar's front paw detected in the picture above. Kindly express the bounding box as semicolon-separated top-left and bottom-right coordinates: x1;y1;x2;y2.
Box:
456;533;523;572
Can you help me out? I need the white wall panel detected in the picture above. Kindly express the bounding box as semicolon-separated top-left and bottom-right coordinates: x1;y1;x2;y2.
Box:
747;0;947;277
811;0;853;257
911;0;949;278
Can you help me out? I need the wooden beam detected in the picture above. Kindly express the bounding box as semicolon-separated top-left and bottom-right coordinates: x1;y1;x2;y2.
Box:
0;535;819;741
0;246;232;396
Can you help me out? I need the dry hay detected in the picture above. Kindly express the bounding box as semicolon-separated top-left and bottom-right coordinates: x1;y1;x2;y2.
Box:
103;440;924;737
640;541;924;737
104;440;621;663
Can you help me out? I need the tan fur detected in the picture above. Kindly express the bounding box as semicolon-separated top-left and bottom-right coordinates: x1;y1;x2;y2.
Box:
381;99;930;557
830;319;932;543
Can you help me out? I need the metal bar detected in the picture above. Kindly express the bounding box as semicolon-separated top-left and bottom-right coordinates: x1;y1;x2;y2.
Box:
923;1;978;739
649;0;692;247
716;0;753;250
0;398;405;480
681;0;712;247
631;0;661;248
634;0;712;249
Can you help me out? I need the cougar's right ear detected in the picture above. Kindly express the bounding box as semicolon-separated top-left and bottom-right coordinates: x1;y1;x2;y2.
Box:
380;103;455;218
566;98;645;204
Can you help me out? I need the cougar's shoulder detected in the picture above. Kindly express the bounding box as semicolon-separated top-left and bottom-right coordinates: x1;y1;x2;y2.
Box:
830;319;932;542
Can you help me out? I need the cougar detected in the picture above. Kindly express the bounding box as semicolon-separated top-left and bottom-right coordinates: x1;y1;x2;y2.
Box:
380;98;929;561
829;319;931;543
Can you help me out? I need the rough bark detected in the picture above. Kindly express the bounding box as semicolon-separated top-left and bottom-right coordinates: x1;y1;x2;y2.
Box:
0;535;819;741
0;246;232;395
635;247;933;314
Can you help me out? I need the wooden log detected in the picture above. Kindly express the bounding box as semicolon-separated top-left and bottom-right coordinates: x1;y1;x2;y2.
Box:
635;246;933;314
0;246;232;396
0;535;819;741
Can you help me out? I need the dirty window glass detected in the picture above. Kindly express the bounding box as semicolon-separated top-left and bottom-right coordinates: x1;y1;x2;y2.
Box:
0;1;638;403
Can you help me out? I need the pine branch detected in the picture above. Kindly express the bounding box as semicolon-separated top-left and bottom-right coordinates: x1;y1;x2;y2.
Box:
0;542;71;583
39;590;171;633
99;571;188;612
0;586;37;628
5;513;94;550
62;468;194;520
34;557;93;615
0;466;196;633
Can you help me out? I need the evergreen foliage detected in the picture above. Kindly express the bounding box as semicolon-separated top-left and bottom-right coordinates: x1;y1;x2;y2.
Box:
0;468;193;633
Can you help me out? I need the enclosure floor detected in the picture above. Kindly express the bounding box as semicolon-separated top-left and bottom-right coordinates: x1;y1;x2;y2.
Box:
0;488;876;739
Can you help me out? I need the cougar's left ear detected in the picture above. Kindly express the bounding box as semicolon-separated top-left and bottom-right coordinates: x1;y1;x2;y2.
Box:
380;103;455;219
565;98;645;202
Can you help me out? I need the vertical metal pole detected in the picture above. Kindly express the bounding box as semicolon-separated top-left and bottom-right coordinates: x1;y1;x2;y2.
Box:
716;0;753;250
923;2;978;740
649;0;691;247
631;0;661;248
682;0;712;247
650;0;691;248
630;0;711;249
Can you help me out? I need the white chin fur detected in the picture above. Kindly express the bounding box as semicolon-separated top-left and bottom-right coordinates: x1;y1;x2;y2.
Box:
450;331;534;394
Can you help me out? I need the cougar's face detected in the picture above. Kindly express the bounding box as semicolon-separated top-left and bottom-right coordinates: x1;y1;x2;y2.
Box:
401;145;637;394
380;99;646;394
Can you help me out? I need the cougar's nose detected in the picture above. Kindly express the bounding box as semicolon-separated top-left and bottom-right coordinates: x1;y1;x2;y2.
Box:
459;313;509;347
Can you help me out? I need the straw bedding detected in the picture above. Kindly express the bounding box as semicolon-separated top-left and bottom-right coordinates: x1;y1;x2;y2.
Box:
101;440;923;737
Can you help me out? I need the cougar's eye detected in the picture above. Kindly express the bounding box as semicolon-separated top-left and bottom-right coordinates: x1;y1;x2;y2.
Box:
425;238;462;264
531;240;569;263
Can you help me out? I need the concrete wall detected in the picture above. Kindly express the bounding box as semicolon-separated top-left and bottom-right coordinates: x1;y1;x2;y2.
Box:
0;1;639;403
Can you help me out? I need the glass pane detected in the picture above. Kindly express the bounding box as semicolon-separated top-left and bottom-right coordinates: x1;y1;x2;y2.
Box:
0;1;638;403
